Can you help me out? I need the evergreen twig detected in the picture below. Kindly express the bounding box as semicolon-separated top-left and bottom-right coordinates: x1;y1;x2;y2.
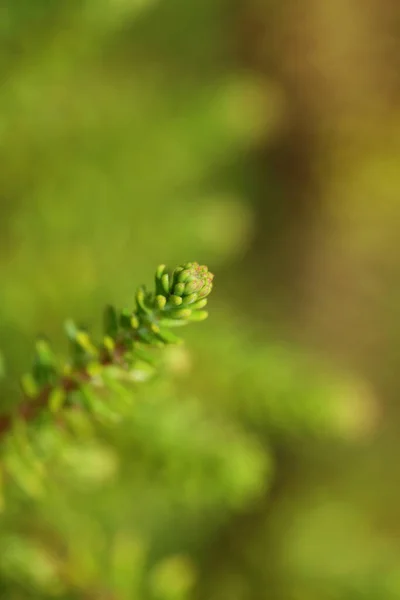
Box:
0;262;214;438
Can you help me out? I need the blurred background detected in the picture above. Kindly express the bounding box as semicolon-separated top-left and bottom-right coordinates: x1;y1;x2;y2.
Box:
1;0;400;598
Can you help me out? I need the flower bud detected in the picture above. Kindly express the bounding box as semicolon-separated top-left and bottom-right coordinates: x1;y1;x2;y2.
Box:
171;262;214;304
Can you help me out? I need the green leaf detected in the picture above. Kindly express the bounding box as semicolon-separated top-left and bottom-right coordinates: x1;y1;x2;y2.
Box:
48;387;66;414
190;298;208;310
155;264;167;296
182;293;198;305
161;273;170;295
156;329;182;344
32;339;58;387
158;318;189;328
132;346;157;365
187;310;208;322
120;308;133;330
21;373;38;398
170;308;192;319
136;287;152;315
137;328;162;345
64;319;79;342
104;304;119;338
80;386;121;424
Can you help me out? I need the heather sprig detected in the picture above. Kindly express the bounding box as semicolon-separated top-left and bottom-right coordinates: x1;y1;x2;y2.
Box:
0;262;214;437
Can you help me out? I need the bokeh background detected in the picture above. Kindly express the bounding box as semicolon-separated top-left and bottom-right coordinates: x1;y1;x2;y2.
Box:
1;0;400;598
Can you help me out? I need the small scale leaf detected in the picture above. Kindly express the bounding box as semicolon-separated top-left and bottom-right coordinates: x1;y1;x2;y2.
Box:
80;386;121;424
158;318;189;328
104;305;119;338
171;309;192;320
21;374;38;398
132;347;157;365
155;264;167;296
136;287;151;315
137;328;158;344
86;362;103;378
156;329;182;344
131;315;139;329
103;336;115;352
48;387;66;414
64;320;78;341
75;332;96;354
161;273;170;295
156;264;166;278
190;298;208;310
182;293;198;305
187;310;208;322
120;309;133;330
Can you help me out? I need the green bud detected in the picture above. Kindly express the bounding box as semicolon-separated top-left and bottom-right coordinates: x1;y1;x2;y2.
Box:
171;266;184;287
188;310;208;322
198;284;212;298
161;273;170;296
190;298;208;310
182;293;198;305
155;295;167;310
169;295;183;306
177;270;192;284
171;309;192;319
155;264;167;296
136;287;151;314
156;264;166;280
174;283;185;296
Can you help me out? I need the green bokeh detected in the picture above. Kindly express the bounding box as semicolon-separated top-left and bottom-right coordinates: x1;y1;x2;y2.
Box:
1;1;399;599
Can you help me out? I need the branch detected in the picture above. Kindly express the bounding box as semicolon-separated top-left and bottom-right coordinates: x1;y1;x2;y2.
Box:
0;262;214;439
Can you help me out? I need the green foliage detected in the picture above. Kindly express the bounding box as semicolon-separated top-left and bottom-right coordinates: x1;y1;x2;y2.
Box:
3;261;214;442
0;262;272;600
0;1;394;600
